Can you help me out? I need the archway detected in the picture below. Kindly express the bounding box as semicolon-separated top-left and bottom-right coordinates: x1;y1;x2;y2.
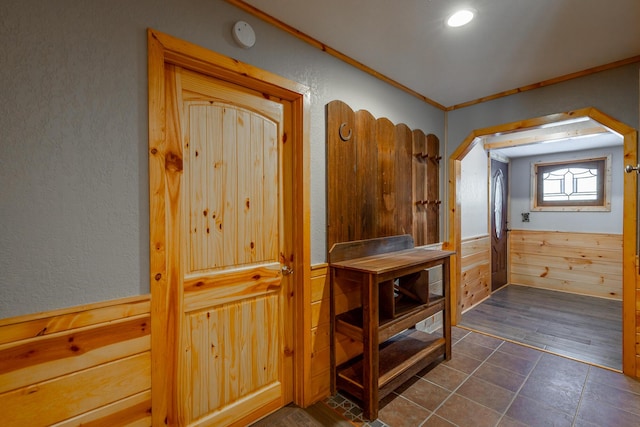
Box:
446;107;638;376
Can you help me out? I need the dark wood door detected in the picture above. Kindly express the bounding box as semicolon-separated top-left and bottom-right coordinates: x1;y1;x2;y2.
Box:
491;159;509;291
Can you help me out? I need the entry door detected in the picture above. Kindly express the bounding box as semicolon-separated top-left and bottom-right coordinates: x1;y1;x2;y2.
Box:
156;65;294;426
491;159;509;291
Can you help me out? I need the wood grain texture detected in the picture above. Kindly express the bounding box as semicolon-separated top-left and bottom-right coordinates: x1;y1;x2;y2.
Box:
326;101;439;251
377;117;395;236
412;130;427;245
395;123;413;237
177;66;289;425
0;315;150;394
460;235;491;312
149;30;313;414
329;240;453;420
509;230;622;299
327;101;358;245
426;134;440;244
0;295;149;345
0;297;151;427
51;391;151;427
5;353;150;427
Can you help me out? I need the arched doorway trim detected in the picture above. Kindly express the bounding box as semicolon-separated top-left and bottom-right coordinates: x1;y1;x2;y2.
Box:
446;107;638;376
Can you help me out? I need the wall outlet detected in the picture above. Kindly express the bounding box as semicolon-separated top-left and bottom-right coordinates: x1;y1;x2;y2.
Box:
521;212;530;222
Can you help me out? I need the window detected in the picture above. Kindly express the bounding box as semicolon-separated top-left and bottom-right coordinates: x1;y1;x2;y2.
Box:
532;156;611;211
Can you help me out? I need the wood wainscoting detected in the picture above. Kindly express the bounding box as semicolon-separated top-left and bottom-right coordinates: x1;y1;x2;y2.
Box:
309;264;362;403
510;230;623;300
460;235;491;313
0;296;151;426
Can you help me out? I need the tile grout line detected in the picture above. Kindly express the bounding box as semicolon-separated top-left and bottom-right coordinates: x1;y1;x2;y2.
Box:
491;343;544;427
571;364;592;427
418;334;509;426
359;329;474;427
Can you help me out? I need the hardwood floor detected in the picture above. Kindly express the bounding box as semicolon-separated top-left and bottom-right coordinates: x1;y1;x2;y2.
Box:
459;284;622;371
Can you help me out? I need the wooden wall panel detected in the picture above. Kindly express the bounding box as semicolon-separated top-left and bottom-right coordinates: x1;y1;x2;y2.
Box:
327;101;358;245
425;134;441;244
355;109;378;242
377;117;398;237
395;124;413;237
326;100;440;250
0;296;151;427
510;230;622;300
412;130;427;245
309;265;331;403
460;235;491;313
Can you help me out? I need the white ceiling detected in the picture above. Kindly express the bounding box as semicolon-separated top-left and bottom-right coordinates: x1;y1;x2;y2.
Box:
242;0;640;108
241;0;637;157
485;118;623;158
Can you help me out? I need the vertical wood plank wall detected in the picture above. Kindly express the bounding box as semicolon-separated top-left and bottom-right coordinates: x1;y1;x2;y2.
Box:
459;235;491;313
0;296;151;426
509;230;623;300
326;100;440;249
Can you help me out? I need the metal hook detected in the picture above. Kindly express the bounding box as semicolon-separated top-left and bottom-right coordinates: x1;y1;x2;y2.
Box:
339;123;352;141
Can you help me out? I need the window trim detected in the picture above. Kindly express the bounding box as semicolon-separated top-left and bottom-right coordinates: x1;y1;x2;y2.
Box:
531;155;611;212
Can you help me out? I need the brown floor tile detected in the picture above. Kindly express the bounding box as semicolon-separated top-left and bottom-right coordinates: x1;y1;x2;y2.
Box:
518;374;583;415
531;352;589;385
395;377;451;411
377;395;430;427
455;376;515;413
462;331;504;349
453;338;496;361
582;380;640;415
505;395;573;427
473;362;527;392
435;394;502;427
419;363;469;391
451;326;470;343
575;394;640;427
486;349;537;376
586;365;640;395
496;416;529;427
442;351;484;374
497;341;543;362
422;414;456;426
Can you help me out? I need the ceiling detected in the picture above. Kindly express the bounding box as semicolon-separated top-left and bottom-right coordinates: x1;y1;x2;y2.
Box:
241;0;640;109
239;0;638;157
484;118;623;158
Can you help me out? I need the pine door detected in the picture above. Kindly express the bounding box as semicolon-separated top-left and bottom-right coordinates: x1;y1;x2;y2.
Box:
152;64;294;426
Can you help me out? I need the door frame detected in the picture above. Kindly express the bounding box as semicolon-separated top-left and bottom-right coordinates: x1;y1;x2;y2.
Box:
446;107;637;376
147;29;311;425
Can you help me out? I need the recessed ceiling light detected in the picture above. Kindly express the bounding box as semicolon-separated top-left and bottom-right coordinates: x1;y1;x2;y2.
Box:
447;9;475;27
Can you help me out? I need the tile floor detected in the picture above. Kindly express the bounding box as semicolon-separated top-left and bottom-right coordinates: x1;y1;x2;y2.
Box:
325;326;640;427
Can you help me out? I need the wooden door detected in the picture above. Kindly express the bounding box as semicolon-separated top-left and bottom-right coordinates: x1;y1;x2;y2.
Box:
491;159;508;291
153;64;294;426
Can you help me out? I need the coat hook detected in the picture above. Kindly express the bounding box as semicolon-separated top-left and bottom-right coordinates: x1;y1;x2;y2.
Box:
339;123;352;141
